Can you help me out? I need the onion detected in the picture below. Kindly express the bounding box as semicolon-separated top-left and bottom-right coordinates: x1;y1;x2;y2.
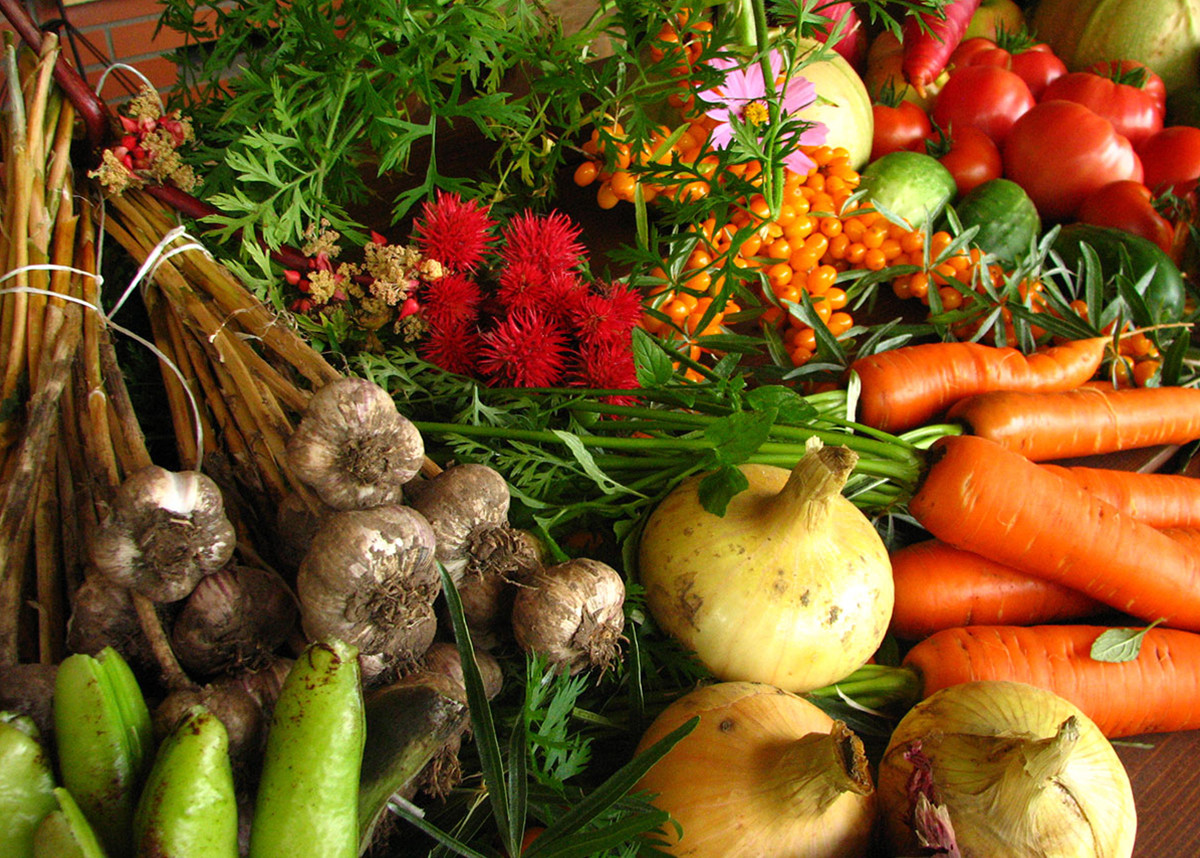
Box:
637;438;893;693
876;680;1137;858
510;558;625;675
632;681;876;857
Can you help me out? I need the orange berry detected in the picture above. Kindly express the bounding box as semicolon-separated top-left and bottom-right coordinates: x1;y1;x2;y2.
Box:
574;160;599;187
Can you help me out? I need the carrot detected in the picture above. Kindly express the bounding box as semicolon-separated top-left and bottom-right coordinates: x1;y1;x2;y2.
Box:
889;539;1106;640
947;385;1200;461
902;624;1200;737
909;434;1200;631
901;0;983;93
849;336;1108;433
1043;464;1200;528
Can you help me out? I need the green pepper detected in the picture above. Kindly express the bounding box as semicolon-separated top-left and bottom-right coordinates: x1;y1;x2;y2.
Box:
33;789;109;858
248;639;364;858
53;647;153;858
0;712;58;858
133;705;238;857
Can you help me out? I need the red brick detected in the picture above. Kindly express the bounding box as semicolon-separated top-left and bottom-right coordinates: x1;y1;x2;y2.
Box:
108;16;191;60
116;51;179;93
56;0;165;30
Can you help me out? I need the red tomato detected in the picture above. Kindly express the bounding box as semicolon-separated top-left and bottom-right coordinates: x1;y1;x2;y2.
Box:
949;35;1066;99
1003;100;1144;222
1137;125;1200;197
932;65;1035;144
1077;180;1176;255
1040;64;1165;149
928;124;1003;195
1089;59;1167;114
871;100;933;161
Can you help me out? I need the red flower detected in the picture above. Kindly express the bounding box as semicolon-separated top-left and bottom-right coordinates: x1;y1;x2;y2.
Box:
419;318;483;376
413;190;497;273
570;281;643;348
421;271;484;327
478;309;569;388
496;259;555;314
499;210;586;280
573;339;640;405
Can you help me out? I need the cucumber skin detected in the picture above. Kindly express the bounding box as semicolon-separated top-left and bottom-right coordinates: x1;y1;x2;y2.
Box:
954;178;1041;265
248;640;364;858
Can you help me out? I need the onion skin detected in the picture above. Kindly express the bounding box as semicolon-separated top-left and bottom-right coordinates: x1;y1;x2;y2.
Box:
876;680;1136;858
632;681;877;858
637;441;893;693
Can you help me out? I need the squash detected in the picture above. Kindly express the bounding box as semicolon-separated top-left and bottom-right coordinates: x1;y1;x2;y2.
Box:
787;37;875;169
1031;0;1200;96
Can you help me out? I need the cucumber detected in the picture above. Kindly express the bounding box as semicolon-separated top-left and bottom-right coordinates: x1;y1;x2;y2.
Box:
954;178;1041;265
1051;222;1188;324
859;151;957;228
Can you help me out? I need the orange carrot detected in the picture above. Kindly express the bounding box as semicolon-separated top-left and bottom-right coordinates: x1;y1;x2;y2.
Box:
889;539;1106;640
901;0;983;93
909;434;1200;631
947;385;1200;461
849;337;1108;434
1043;464;1200;528
902;624;1200;737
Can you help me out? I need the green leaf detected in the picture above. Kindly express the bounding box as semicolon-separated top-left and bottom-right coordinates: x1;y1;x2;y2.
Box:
704;409;777;466
632;328;676;387
1090;620;1164;663
696;464;749;516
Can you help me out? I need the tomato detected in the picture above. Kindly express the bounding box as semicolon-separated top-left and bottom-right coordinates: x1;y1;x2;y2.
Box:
1077;180;1176;255
1040;62;1166;148
1137;125;1200;197
926;123;1003;196
1002;99;1144;222
932;65;1035;144
949;34;1066;99
870;99;932;161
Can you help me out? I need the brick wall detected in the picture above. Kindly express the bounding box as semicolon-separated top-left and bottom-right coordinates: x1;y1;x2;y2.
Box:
2;0;212;101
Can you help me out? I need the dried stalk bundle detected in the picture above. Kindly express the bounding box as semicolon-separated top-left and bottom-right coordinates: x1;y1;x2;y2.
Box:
98;188;344;558
0;36;164;668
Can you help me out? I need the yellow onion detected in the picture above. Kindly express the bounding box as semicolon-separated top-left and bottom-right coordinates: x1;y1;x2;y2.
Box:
877;680;1137;858
632;681;876;857
637;438;893;692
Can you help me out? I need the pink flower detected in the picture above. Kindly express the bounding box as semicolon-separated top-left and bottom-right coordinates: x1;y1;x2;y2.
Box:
698;49;828;175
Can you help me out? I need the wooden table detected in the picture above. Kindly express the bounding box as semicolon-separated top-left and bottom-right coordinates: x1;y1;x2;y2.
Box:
1118;730;1200;854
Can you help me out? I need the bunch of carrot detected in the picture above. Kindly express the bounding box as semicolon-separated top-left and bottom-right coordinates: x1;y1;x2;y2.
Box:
849;333;1200;738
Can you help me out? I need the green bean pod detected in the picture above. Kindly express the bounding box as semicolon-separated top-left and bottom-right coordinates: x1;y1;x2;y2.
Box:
32;788;109;858
0;712;58;858
53;647;153;858
248;639;364;858
132;705;238;858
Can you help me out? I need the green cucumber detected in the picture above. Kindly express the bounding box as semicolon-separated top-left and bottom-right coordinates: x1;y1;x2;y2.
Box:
954;178;1041;265
1051;222;1188;324
859;151;957;228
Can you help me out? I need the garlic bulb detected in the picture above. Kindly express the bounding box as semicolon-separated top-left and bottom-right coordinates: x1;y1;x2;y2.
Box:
286;377;424;511
90;466;236;603
296;504;440;683
876;679;1137;858
632;681;877;857
510;558;625;675
637;438;893;693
